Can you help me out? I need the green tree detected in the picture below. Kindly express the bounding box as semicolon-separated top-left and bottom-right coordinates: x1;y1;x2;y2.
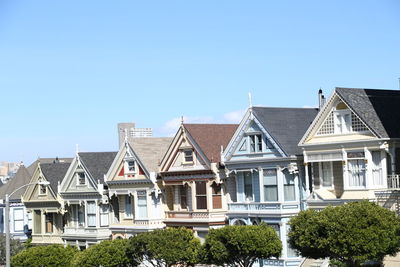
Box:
126;227;201;267
288;201;400;267
71;239;132;267
0;234;24;265
202;224;282;267
11;244;78;267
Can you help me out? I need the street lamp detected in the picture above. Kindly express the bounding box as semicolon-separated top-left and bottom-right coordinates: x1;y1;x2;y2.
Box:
5;180;50;267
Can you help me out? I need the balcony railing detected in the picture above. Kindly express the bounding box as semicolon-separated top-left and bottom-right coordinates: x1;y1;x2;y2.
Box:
228;202;300;213
165;210;225;221
387;175;400;190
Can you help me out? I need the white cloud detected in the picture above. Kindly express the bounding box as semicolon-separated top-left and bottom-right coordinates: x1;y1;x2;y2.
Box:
155;109;246;137
157;115;215;136
222;109;246;123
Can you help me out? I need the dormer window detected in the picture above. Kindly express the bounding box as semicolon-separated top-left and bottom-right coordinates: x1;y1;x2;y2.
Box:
77;172;86;185
317;102;368;135
124;159;136;175
184;150;193;163
249;134;262;153
39;184;47;195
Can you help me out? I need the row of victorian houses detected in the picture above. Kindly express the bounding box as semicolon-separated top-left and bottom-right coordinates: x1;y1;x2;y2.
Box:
2;87;400;267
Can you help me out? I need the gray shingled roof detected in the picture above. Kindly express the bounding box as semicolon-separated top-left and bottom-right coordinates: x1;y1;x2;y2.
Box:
336;87;400;138
252;106;319;156
27;158;73;177
79;152;117;183
0;165;31;200
40;162;71;193
128;137;173;173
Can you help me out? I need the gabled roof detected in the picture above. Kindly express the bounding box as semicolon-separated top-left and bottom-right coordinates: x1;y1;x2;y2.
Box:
336;87;400;138
183;124;238;162
0;165;31;200
40;162;71;193
252;107;319;155
26;157;72;177
128;137;173;172
78;152;117;183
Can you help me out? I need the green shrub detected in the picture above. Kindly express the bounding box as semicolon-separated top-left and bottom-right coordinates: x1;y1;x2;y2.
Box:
71;239;132;267
12;244;78;267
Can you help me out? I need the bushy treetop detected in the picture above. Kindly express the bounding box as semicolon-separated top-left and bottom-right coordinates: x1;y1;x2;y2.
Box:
202;224;282;267
288;201;400;266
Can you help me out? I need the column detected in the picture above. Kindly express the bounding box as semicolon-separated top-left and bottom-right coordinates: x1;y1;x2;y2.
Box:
206;181;212;211
259;167;264;202
191;182;196;210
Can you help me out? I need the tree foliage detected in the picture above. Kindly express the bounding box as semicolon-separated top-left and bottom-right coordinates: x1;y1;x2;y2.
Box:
71;239;133;267
126;227;201;267
0;234;24;265
288;201;400;266
11;244;78;267
202;224;282;267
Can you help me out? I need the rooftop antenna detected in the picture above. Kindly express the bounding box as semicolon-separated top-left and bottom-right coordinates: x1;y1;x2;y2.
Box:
248;92;253;108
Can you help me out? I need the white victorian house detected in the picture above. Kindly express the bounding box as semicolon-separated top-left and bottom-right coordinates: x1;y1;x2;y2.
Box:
300;87;400;213
222;106;318;267
59;152;116;249
105;137;172;239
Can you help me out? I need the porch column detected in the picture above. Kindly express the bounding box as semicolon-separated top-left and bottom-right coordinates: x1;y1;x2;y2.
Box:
304;163;310;197
190;182;196;210
173;186;180;211
206;181;212;211
258;167;264;202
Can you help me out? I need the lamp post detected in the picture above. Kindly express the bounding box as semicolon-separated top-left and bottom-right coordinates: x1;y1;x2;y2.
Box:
5;180;50;267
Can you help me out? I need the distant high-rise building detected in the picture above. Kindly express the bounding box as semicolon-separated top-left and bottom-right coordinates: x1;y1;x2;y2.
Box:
117;122;153;146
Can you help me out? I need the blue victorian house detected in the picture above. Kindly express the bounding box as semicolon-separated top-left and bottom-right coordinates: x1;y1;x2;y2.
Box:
222;106;318;267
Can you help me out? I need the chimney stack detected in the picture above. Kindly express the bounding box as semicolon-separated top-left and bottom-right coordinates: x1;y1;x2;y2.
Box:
318;89;325;109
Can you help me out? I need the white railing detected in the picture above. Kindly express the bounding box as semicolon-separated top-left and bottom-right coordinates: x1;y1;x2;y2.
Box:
228;202;300;213
165;211;225;220
387;175;400;189
63;226;110;235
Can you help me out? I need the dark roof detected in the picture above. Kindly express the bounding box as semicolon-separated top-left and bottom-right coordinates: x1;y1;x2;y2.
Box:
0;165;31;200
79;152;117;183
252;106;319;156
40;162;71;193
27;158;73;177
336;87;400;138
184;124;238;162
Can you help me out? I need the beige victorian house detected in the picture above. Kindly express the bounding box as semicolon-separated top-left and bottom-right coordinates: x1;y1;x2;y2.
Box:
300;87;400;212
59;152;116;249
22;159;71;244
105;137;172;239
159;123;237;240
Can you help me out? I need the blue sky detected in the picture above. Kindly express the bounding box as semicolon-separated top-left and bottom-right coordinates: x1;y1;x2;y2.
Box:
1;0;399;164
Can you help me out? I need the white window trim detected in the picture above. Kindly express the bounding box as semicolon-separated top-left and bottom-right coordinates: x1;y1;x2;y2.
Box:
13;208;24;232
345;158;367;189
124;159;137;176
86;201;97;228
182;149;195;165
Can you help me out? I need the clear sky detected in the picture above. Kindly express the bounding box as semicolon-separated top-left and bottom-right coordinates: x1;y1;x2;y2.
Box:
1;0;399;165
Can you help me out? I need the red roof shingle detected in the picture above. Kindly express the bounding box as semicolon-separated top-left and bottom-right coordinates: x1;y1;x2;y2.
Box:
183;123;238;163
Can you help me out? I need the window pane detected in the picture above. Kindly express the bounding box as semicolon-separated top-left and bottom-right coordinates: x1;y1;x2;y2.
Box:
250;136;255;152
263;169;277;201
87;201;96;213
321;162;333;187
100;213;109;226
78;205;85;226
34;210;41;234
14;209;23;220
284;171;296;201
137;196;147;218
87;215;96;227
125;195;133;217
14;220;24;232
196;196;207;209
244;172;253;201
45;214;53;233
196;181;206;195
348;159;366;187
